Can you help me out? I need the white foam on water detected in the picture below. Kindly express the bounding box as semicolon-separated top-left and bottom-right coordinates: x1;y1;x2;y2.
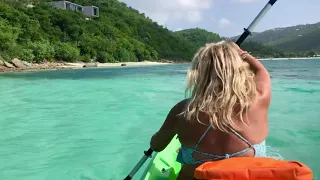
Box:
266;145;284;160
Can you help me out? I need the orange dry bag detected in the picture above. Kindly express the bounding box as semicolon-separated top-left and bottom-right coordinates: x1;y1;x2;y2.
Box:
194;157;313;180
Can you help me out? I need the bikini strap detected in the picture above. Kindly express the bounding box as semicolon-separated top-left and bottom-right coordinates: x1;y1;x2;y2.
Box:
194;125;253;150
194;125;212;150
228;127;253;147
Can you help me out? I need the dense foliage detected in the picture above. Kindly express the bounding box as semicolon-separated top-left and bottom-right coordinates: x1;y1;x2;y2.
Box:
0;0;194;62
175;28;221;48
0;0;318;63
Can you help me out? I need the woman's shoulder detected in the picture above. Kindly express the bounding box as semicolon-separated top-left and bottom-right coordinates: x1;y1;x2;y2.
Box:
174;99;190;110
168;99;190;118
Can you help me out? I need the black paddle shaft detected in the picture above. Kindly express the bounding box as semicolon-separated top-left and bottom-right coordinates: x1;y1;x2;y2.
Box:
123;148;153;180
236;0;278;46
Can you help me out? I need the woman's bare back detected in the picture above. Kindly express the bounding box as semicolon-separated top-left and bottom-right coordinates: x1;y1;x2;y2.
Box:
174;97;269;179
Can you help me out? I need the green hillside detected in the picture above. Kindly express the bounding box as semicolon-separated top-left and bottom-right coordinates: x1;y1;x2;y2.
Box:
175;28;222;48
273;29;320;52
232;22;320;53
0;0;195;63
174;28;283;58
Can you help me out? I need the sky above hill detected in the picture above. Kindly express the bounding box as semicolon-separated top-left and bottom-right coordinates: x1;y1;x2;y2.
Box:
119;0;320;37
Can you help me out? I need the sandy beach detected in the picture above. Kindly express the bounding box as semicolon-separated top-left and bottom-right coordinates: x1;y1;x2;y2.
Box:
0;60;172;73
61;61;171;69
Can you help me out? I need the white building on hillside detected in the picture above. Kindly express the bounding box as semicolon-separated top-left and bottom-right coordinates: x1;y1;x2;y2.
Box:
83;5;99;17
51;1;99;17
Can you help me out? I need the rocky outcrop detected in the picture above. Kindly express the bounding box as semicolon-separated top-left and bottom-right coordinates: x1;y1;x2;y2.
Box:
83;63;98;68
4;61;15;68
22;61;32;67
0;61;75;72
121;63;127;66
12;58;26;68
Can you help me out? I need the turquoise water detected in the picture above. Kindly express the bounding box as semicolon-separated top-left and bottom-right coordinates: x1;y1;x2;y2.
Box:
0;59;319;180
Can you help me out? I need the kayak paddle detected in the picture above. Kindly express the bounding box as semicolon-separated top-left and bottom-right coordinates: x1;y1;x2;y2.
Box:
123;148;153;180
236;0;278;45
123;0;278;179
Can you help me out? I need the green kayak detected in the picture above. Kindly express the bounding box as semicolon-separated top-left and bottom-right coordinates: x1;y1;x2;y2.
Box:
140;135;182;180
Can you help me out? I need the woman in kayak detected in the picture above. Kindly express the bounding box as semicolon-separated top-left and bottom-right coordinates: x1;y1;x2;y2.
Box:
149;41;271;179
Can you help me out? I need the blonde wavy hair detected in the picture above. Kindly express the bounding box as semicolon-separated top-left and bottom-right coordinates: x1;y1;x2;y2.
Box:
183;41;257;132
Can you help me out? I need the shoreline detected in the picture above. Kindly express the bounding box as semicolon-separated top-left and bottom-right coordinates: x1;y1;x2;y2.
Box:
258;57;320;61
1;57;319;73
0;60;172;73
